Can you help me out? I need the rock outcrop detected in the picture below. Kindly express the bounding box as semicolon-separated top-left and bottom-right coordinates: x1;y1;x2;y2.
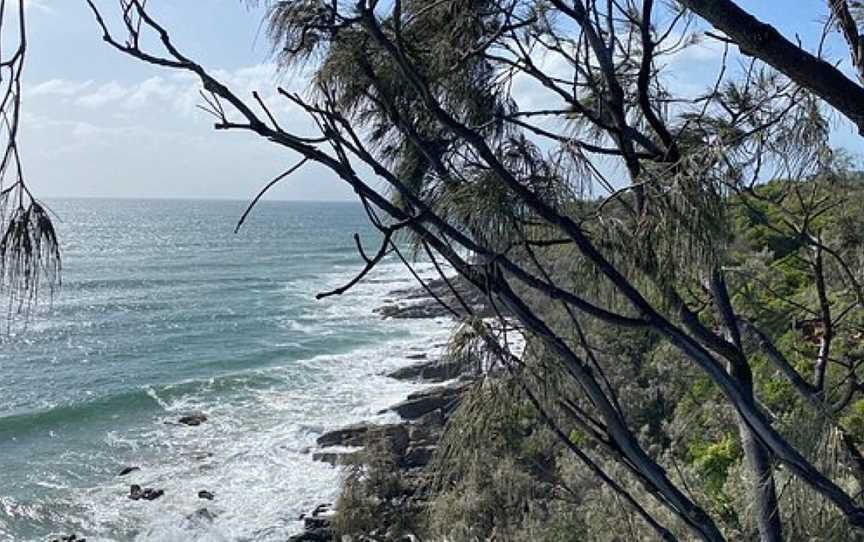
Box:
128;485;164;501
292;275;486;542
197;490;215;500
316;422;409;452
375;276;491;319
117;466;140;477
386;356;472;382
387;381;471;420
290;504;336;542
177;414;208;426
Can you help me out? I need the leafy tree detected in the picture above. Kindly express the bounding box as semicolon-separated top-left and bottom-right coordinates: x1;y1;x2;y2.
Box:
0;1;61;320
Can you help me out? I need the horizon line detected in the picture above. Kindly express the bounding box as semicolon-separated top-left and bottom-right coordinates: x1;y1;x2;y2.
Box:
40;195;362;204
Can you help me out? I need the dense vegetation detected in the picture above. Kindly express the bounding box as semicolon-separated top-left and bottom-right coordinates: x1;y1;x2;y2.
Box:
336;174;864;541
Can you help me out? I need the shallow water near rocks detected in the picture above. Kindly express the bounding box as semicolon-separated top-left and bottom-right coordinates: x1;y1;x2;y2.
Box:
0;199;451;541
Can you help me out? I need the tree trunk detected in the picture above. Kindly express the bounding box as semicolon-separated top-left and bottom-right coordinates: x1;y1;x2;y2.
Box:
735;411;784;542
711;271;784;541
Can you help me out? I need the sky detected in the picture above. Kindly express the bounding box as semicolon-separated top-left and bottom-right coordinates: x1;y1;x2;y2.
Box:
17;0;864;201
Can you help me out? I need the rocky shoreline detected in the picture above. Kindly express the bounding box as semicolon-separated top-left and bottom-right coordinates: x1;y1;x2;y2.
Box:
289;277;481;542
52;276;479;542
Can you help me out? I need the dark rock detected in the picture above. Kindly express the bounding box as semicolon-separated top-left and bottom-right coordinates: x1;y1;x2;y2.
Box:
129;485;164;501
316;423;409;454
142;489;164;501
377;275;493;320
386;358;467;382
197;490;215;500
187;507;217;523
376;302;450;319
287;528;333;542
50;535;86;542
304;516;331;530
297;503;336;531
312;503;333;516
405;353;427;360
386;363;427;381
291;503;336;542
118;466;140;477
407;421;440;447
400;446;435;469
400;470;428;496
298;503;333;520
377;424;410;454
387;382;470;420
312;451;360;466
177;414;208;426
416;408;446;429
315;422;369;448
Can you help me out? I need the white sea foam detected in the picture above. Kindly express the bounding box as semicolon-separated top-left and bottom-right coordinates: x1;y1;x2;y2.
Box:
52;260;455;541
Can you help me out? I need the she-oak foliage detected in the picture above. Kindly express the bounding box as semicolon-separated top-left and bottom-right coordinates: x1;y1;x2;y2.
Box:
52;0;864;540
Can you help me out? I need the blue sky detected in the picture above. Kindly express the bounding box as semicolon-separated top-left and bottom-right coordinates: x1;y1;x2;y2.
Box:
19;0;864;201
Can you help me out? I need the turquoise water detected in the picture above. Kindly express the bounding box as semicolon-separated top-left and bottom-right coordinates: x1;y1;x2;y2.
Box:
0;199;452;541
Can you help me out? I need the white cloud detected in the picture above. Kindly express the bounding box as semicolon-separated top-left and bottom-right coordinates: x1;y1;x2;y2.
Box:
75;81;130;108
54;64;296;118
30;79;94;97
23;0;55;14
21;63;353;201
125;76;183;110
70;122;102;138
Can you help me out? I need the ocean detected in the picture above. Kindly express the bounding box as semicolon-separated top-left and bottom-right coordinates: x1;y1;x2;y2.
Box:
0;199;452;541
